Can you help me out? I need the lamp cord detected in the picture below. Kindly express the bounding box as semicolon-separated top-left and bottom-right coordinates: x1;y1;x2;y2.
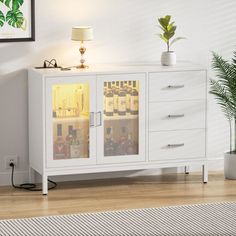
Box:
44;59;58;68
10;163;57;191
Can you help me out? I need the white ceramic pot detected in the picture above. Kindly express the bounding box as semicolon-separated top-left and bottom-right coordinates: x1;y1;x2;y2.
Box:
161;51;176;66
224;152;236;179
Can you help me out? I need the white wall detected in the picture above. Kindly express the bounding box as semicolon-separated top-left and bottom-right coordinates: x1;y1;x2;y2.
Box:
1;0;236;185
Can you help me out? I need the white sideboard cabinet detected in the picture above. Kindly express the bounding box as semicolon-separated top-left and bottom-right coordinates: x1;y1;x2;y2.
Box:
28;63;208;195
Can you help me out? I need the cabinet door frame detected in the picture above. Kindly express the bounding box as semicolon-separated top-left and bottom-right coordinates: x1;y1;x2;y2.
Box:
45;75;97;168
96;73;146;164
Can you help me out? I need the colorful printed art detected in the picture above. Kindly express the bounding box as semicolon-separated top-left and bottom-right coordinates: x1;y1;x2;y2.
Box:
0;0;34;42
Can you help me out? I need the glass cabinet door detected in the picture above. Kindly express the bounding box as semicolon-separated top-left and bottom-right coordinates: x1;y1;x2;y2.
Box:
97;74;146;164
46;76;96;167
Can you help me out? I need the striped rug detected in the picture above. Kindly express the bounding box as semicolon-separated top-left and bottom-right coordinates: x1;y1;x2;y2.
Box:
0;202;236;236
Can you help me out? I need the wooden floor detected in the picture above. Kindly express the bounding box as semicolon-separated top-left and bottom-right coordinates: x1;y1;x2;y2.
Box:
0;172;236;220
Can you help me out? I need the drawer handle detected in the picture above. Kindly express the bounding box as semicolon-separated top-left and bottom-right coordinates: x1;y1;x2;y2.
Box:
96;111;102;127
167;114;185;118
167;143;185;148
167;85;185;89
90;112;95;127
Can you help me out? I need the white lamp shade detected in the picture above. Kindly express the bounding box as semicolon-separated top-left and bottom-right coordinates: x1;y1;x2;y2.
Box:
71;26;94;41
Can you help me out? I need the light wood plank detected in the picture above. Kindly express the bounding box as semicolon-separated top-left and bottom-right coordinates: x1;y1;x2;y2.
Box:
0;172;236;220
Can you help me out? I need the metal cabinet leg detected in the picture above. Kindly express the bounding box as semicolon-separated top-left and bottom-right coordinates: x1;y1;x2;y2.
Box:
202;164;208;184
184;166;190;174
42;174;48;195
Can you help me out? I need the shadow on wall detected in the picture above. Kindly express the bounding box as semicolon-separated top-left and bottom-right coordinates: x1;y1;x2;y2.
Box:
0;69;29;171
0;40;77;72
0;43;32;66
0;40;76;175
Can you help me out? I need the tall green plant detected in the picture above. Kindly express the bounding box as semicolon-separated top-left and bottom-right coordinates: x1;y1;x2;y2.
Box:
158;15;185;52
210;51;236;153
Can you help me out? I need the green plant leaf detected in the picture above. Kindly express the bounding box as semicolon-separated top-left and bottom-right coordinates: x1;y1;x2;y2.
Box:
232;51;236;72
157;15;185;51
158;15;171;29
12;0;24;11
168;25;176;34
158;18;167;29
159;26;166;32
0;10;5;27
212;52;236;95
210;52;236;121
209;79;234;120
159;34;168;43
164;31;175;40
0;0;12;8
170;37;186;46
163;15;171;26
0;0;24;9
167;22;175;31
6;9;24;28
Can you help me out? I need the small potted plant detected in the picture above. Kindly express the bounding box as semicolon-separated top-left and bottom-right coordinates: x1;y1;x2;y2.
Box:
158;15;185;66
210;50;236;179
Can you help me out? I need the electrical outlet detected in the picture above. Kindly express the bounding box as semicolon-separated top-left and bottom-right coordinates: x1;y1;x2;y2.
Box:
5;155;18;169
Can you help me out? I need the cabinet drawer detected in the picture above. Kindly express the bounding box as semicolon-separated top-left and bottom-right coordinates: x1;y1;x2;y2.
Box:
149;101;206;131
149;71;206;101
149;130;206;161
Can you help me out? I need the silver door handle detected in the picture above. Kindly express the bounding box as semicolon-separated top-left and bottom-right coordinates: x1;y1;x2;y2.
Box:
167;114;185;118
167;143;185;148
96;111;102;127
167;85;185;89
90;112;95;127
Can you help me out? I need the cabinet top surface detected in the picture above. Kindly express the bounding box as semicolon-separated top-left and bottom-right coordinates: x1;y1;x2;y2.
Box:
29;62;206;77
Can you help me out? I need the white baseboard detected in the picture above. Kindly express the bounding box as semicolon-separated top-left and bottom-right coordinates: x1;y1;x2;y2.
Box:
0;159;224;187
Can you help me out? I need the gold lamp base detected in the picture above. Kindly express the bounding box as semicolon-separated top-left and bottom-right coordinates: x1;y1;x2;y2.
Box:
76;43;89;69
76;64;89;69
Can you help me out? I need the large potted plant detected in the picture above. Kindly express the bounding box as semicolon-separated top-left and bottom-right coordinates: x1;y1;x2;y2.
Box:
210;51;236;179
158;15;185;66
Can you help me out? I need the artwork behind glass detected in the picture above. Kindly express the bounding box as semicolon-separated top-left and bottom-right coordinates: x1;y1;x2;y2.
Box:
0;0;35;42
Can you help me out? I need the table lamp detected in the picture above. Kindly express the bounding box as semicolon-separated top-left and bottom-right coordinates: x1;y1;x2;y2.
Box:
71;26;94;69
